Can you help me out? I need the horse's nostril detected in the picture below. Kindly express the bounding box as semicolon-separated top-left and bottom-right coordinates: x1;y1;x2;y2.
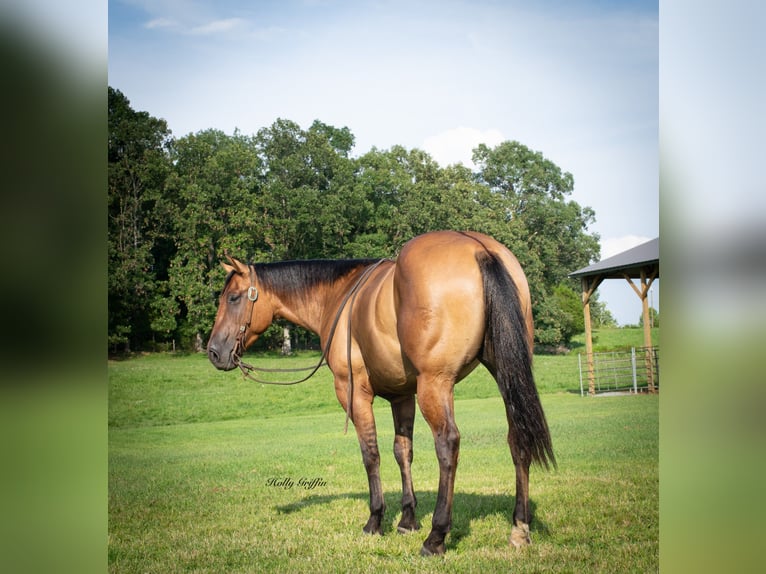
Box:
208;346;220;364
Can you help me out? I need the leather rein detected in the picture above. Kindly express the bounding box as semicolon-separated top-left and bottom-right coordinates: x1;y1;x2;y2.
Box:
231;259;387;392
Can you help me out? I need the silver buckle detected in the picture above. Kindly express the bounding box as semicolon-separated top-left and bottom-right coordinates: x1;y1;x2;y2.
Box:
247;286;259;301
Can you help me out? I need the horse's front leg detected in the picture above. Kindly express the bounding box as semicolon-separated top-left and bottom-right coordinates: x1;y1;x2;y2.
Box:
391;394;418;533
416;380;460;556
337;375;386;535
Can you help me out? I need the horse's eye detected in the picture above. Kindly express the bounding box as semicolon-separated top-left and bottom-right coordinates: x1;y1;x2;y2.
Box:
228;293;242;304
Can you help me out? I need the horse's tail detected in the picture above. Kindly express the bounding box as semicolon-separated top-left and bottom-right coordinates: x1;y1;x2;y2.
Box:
476;251;556;470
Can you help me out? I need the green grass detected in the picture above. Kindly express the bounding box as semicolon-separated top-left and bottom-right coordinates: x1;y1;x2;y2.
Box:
569;327;659;354
109;329;658;572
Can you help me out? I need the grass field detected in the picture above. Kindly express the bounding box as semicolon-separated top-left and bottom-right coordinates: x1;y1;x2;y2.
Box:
109;329;658;573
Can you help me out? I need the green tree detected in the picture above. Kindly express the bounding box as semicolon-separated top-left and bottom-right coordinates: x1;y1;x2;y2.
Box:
639;307;659;328
108;87;172;352
591;299;618;328
553;283;585;344
350;146;490;255
349;145;411;255
254;119;362;260
106;89;604;351
533;284;585;347
163;129;263;350
473;141;600;345
250;119;364;349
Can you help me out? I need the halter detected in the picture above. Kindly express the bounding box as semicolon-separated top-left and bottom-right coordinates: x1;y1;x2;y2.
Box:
231;266;260;363
231;258;388;428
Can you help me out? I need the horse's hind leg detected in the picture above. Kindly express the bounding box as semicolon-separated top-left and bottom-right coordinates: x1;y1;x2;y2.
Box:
391;395;418;533
506;411;533;547
416;379;460;556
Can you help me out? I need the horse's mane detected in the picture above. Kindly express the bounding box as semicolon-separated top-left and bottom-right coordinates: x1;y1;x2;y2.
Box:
254;259;381;298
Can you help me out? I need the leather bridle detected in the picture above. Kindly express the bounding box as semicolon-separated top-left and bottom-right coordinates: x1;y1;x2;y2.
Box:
230;260;387;406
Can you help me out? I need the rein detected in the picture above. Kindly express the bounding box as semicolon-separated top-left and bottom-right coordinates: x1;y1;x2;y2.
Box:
232;259;388;406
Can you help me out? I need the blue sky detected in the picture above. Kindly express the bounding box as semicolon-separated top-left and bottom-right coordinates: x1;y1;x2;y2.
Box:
109;0;659;325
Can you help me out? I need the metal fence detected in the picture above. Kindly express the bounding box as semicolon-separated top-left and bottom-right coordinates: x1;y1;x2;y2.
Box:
578;346;659;396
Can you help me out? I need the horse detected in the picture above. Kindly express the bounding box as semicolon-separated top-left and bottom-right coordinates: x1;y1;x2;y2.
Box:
207;230;555;556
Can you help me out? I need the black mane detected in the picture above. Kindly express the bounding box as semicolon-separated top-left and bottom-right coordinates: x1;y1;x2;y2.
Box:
254;259;382;298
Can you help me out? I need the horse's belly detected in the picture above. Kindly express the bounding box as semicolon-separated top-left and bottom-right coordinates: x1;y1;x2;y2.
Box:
362;338;417;395
366;344;480;396
355;266;417;394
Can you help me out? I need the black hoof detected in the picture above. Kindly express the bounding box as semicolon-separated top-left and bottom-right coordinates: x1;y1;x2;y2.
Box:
419;542;445;556
362;517;383;535
396;515;419;534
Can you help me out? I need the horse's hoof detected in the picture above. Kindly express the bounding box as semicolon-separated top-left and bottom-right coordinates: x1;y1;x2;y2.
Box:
419;541;445;556
510;521;531;548
362;518;383;535
396;515;419;534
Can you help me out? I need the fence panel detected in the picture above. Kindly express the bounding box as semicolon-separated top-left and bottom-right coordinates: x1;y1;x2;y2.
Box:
579;346;659;396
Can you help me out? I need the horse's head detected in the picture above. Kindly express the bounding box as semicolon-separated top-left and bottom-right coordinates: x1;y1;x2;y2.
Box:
207;253;275;371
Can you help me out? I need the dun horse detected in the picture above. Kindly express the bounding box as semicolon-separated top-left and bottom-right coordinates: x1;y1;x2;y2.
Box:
207;230;555;556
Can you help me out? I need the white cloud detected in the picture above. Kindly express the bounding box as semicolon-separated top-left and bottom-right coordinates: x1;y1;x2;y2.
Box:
145;18;178;30
601;234;652;260
422;127;505;168
190;18;246;36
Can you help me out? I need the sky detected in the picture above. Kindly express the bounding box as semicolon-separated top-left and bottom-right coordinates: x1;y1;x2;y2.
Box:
108;0;659;326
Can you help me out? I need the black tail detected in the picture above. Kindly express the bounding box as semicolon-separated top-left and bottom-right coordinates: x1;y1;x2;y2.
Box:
476;251;556;470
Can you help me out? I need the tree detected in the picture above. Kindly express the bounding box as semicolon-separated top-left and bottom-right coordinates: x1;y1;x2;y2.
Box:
553;284;585;344
473;141;600;344
639;307;659;328
253;119;368;347
107;89;604;351
108;87;172;352
254;118;362;260
162;129;264;350
533;284;585;347
350;147;493;255
591;299;618;328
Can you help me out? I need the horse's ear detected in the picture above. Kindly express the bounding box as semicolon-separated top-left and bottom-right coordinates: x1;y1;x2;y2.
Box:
222;249;249;274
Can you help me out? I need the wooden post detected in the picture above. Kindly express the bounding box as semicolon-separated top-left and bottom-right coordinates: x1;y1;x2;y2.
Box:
581;276;602;397
624;266;658;393
640;270;656;393
583;287;594;396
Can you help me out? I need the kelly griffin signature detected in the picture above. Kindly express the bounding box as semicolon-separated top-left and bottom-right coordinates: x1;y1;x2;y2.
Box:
265;477;327;490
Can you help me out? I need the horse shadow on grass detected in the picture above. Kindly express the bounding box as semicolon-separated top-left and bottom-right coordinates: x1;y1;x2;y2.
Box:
276;490;548;550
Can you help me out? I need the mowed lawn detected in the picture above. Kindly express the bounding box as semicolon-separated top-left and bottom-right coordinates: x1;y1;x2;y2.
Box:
109;330;658;573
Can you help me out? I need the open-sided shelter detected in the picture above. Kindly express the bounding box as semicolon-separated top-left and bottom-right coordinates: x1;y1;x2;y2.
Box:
569;238;659;395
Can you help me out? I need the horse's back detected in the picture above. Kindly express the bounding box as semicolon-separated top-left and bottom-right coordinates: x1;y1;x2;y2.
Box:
395;230;527;298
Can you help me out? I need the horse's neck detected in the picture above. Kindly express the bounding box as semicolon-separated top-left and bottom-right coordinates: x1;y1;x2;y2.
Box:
271;293;320;334
271;280;347;337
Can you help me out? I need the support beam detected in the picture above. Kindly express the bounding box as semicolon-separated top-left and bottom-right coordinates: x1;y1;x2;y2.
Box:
581;275;603;396
641;268;657;392
624;265;658;393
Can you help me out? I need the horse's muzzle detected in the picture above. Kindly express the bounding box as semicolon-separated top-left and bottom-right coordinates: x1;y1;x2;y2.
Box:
207;343;237;371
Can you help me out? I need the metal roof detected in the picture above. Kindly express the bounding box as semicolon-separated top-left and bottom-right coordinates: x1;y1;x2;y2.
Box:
569;237;659;279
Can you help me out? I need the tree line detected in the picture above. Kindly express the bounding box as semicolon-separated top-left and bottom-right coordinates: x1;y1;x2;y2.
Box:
108;86;612;353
